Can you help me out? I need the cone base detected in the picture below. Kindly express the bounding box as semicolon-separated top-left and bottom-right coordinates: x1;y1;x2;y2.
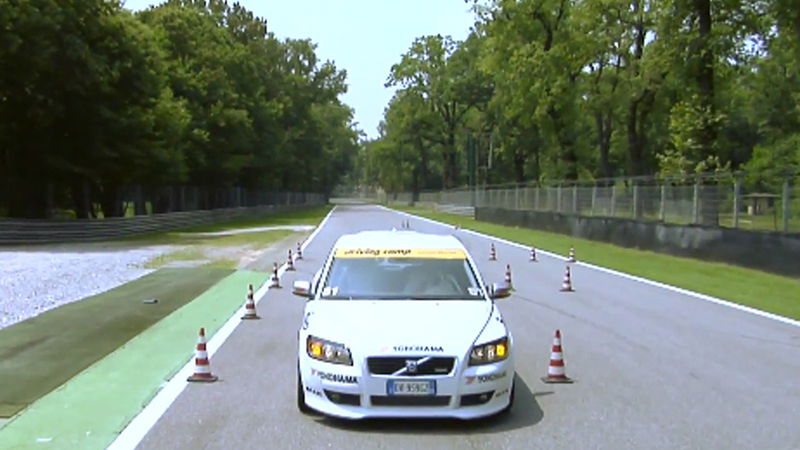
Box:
187;374;218;382
560;287;574;292
241;314;261;320
541;376;573;384
286;267;296;271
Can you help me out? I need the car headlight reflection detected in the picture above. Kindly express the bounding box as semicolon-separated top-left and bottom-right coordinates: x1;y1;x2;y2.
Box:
469;336;509;365
306;335;352;365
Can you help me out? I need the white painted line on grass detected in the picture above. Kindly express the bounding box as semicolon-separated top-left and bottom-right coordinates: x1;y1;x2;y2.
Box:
382;205;800;329
108;206;337;450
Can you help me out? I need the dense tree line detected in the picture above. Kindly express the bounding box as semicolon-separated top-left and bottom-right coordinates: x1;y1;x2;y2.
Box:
359;0;800;197
0;0;358;218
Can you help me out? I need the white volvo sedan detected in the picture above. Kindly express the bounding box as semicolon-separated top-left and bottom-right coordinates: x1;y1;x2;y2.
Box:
293;230;515;419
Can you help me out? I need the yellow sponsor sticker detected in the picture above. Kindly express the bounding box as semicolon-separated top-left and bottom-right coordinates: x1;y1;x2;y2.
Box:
335;248;466;259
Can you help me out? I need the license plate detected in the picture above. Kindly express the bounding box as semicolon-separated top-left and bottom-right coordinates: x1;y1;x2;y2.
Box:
387;380;436;396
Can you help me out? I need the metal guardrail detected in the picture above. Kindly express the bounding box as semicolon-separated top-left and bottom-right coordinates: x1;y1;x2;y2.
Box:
0;203;324;245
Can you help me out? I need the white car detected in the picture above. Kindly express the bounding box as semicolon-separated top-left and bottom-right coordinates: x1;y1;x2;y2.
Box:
293;230;515;419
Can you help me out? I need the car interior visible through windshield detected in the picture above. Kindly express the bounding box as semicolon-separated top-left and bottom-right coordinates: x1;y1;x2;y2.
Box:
321;257;483;300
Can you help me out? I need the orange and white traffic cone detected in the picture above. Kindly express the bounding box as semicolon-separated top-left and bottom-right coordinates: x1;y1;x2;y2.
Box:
187;328;218;382
295;242;303;260
504;264;513;287
567;246;576;263
286;249;296;271
541;329;573;383
269;263;281;288
241;284;260;320
489;243;497;261
529;247;538;262
560;266;574;292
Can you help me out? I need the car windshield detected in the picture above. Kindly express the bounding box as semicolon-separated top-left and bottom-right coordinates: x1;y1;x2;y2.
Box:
321;256;484;300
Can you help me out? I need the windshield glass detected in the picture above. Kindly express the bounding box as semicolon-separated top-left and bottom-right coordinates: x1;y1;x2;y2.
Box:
321;253;483;300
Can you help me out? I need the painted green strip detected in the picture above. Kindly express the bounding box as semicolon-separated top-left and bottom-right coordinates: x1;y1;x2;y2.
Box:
0;269;267;449
0;268;232;418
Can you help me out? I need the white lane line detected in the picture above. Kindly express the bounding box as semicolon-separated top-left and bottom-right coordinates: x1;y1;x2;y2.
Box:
108;206;337;450
382;205;800;329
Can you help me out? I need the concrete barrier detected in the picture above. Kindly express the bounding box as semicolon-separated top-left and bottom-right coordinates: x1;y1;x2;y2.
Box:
476;207;800;277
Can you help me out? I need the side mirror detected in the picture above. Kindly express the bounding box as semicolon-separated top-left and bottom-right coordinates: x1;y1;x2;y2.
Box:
293;280;312;298
490;282;512;300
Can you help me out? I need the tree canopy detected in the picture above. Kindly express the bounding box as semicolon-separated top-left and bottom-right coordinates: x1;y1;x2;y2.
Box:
0;0;359;218
362;0;800;195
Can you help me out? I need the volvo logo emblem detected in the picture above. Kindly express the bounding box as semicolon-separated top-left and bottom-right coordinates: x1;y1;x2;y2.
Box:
405;360;418;373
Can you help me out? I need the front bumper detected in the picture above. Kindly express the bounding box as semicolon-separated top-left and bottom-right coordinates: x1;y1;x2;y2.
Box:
299;354;514;419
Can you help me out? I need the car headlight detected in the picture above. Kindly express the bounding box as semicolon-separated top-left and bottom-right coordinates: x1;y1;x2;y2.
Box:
469;336;509;366
306;335;352;365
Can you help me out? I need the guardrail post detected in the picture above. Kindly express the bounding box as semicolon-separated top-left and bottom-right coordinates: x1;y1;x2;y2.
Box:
733;175;741;228
783;177;791;233
659;183;666;222
692;178;700;225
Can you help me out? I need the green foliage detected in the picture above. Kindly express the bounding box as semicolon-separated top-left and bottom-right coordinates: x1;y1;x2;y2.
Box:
0;0;358;218
362;0;799;194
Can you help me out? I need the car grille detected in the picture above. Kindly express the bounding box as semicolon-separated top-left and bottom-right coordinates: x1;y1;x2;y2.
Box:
366;356;456;376
370;396;451;407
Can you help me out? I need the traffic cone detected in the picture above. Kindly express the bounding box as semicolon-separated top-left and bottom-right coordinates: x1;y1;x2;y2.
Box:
286;249;296;271
504;264;513;287
187;328;218;382
295;242;303;260
560;266;574;292
529;247;538;262
241;284;260;320
541;330;573;383
567;246;576;263
269;263;281;288
489;243;497;261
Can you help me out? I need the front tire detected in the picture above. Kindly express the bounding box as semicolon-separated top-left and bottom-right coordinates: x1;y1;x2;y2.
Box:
297;364;313;414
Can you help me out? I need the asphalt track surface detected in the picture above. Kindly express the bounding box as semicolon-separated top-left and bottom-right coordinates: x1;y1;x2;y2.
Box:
136;205;800;450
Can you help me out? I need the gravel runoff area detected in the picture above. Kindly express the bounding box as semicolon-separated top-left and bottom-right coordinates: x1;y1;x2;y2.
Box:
0;243;174;330
0;225;316;330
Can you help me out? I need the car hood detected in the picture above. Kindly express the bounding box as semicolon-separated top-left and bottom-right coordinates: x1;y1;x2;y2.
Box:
304;300;494;356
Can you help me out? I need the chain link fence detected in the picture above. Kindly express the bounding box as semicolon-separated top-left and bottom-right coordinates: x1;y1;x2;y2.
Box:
345;167;800;233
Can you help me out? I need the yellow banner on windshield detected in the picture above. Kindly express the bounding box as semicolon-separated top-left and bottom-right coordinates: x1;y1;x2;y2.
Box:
335;248;466;259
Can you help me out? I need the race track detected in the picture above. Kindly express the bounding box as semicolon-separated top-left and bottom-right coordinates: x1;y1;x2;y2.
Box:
130;205;800;449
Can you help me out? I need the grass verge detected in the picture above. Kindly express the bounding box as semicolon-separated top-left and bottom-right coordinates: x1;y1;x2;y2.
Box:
395;206;800;321
0;268;232;418
0;270;267;449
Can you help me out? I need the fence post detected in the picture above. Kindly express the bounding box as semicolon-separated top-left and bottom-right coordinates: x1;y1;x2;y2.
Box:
659;183;666;222
591;184;597;216
556;185;562;213
633;182;640;219
515;184;520;210
733;175;741;228
535;187;540;211
572;185;578;214
783;177;791;233
610;184;616;217
692;178;700;225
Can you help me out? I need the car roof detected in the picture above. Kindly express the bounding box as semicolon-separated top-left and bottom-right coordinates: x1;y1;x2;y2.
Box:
334;230;465;250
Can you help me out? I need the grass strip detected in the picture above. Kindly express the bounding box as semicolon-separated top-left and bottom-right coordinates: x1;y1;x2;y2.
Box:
0;270;268;449
0;268;231;418
395;206;800;320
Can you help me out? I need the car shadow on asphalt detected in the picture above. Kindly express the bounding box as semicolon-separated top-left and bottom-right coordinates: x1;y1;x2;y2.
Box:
316;374;545;434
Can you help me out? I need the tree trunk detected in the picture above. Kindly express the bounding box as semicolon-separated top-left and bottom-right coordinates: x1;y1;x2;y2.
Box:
595;112;613;179
695;0;716;158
